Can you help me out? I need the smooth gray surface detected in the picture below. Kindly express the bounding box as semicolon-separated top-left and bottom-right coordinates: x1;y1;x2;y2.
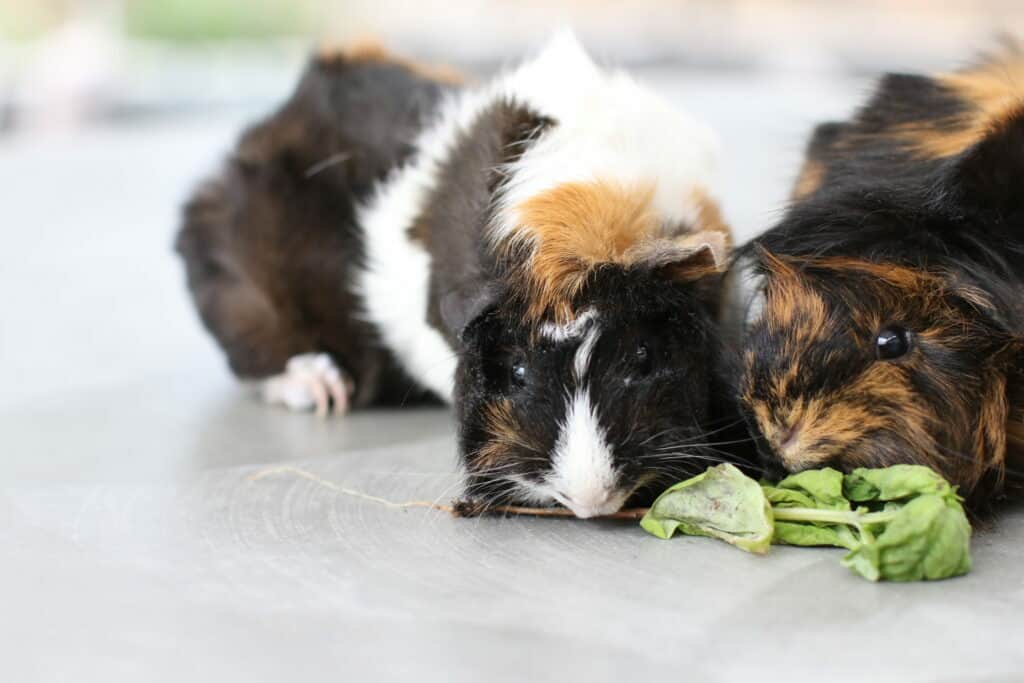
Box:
3;71;1024;683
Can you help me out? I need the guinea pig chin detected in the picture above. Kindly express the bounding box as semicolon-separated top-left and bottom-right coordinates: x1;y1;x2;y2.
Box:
539;390;632;518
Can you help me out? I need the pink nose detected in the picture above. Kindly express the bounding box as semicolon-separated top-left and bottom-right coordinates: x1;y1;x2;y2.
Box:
556;489;625;519
776;419;803;451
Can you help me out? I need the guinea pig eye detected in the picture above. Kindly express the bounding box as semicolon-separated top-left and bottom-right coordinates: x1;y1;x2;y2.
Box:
875;325;911;360
634;342;654;376
510;358;528;387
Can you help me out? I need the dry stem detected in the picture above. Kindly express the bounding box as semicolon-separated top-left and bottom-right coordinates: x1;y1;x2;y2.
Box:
247;466;648;520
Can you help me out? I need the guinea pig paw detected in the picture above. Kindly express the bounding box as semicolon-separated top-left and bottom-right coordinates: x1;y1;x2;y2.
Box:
261;353;354;417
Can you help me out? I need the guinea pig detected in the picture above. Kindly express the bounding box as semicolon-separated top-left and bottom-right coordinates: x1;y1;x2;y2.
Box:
177;33;735;518
725;46;1024;506
456;226;731;517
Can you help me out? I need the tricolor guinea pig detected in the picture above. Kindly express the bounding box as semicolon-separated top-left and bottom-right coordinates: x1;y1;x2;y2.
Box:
177;33;734;518
726;46;1024;506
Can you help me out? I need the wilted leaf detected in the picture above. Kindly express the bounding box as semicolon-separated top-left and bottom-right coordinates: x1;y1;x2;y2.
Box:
640;463;774;554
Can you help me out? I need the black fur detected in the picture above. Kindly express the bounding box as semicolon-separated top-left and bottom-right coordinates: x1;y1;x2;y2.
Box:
456;264;741;509
408;99;553;348
729;59;1024;505
176;52;452;406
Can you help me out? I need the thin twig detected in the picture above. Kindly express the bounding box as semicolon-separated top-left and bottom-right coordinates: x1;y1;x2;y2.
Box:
247;465;649;520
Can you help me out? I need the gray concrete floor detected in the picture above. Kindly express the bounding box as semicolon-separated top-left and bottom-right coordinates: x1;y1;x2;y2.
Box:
2;71;1023;683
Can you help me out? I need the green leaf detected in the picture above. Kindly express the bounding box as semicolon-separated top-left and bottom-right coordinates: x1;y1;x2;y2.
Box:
772;521;843;547
841;543;882;582
773;468;850;510
641;463;972;582
773;521;860;550
761;485;818;509
843;465;954;503
763;469;855;549
640;463;774;554
841;494;972;582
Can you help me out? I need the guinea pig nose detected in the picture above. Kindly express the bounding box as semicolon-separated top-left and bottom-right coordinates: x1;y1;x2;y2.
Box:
557;489;621;518
776;419;804;450
565;490;611;507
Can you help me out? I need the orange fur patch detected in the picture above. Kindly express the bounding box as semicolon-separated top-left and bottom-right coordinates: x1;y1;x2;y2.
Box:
804;257;932;290
318;39;465;85
791;159;825;200
975;372;1008;489
760;255;829;339
897;52;1024;158
512;180;729;323
754;364;942;473
471;400;541;472
513;181;658;323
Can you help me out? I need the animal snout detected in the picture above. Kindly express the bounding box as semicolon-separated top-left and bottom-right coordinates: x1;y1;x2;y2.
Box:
758;407;835;472
775;418;804;452
555;487;627;519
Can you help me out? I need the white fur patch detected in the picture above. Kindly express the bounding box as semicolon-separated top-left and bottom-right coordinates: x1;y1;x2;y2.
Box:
538;307;598;342
354;187;456;401
353;96;478;401
489;32;721;250
546;389;623;518
572;324;601;382
354;32;604;401
355;30;718;405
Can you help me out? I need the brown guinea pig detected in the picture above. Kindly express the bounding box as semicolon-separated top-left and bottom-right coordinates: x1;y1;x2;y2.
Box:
726;46;1024;507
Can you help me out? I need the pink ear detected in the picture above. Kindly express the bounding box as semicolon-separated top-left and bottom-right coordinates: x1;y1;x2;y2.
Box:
674;230;729;271
620;230;729;282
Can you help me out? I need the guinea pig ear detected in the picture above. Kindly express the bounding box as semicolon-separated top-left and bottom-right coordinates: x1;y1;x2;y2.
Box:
942;108;1024;211
635;230;729;282
441;282;501;344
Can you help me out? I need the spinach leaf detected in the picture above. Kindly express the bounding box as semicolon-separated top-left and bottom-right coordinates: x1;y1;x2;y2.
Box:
843;465;954;503
640;463;773;554
772;520;859;550
772;468;850;510
641;464;972;582
840;494;972;581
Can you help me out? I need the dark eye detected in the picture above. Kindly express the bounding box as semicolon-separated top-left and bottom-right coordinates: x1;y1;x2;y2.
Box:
875;325;911;360
634;342;654;376
510;358;528;387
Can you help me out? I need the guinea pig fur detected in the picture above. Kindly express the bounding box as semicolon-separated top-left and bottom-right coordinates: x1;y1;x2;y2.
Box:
176;32;734;518
727;45;1024;507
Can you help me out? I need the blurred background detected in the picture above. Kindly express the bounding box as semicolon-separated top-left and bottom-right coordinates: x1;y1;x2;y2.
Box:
3;1;1023;135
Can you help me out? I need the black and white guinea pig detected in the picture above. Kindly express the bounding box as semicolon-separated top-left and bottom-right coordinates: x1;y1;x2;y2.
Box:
725;46;1024;507
177;33;735;518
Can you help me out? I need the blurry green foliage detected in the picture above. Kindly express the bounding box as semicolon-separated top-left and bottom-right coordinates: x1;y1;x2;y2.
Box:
124;0;313;41
1;0;315;42
0;0;317;43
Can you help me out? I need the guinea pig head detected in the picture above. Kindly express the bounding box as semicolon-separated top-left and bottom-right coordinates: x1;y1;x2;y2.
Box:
453;235;728;518
740;253;1019;497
